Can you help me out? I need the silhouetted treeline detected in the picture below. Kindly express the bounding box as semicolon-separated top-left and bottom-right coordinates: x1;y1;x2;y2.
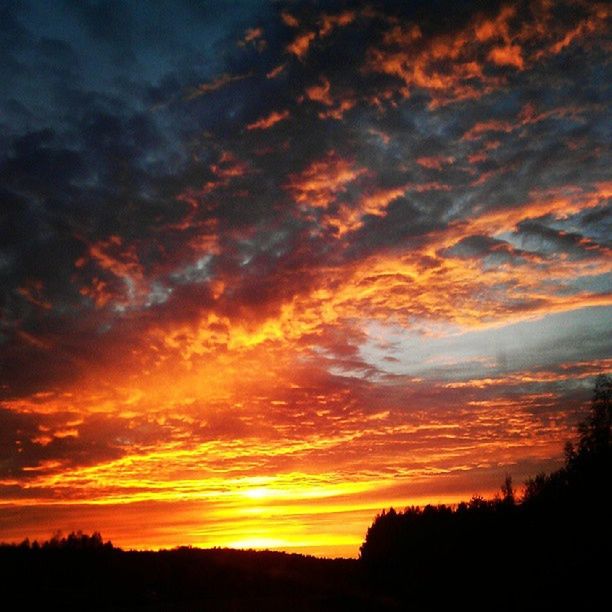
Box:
5;529;113;551
0;538;382;610
360;374;612;610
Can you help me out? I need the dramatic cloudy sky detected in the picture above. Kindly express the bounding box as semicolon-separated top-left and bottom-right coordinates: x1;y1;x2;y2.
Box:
1;0;610;556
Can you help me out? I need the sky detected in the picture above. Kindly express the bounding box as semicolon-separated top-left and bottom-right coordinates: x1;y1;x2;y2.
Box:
0;0;610;558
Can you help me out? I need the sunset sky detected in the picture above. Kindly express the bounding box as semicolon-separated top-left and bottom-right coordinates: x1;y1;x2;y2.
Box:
1;0;610;557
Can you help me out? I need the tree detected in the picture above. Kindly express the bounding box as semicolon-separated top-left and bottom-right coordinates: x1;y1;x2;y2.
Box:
501;474;515;505
577;373;611;456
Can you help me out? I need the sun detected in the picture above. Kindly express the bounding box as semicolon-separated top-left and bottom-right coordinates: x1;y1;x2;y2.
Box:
243;487;273;500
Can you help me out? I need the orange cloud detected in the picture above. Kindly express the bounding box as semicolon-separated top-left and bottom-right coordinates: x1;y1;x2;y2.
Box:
287;31;316;60
210;151;250;178
285;9;359;61
463;101;599;143
172;151;250;233
16;330;53;351
330;186;407;236
318;99;356;121
78;276;113;308
185;72;251;100
281;11;300;29
454;182;612;238
246;110;291;131
285;152;365;209
468;140;501;164
540;5;609;57
266;63;286;79
74;236;147;309
416;156;455;171
238;27;267;51
2;337;581;555
17;280;52;311
446;360;612;389
359;186;406;217
304;77;356;120
305;77;333;106
319;11;356;38
365;1;608;108
462;119;515;141
365;18;493;108
488;44;524;69
474;5;516;43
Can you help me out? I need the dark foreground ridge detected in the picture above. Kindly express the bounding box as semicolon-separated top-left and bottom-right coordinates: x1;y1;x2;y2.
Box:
2;375;610;611
0;541;373;611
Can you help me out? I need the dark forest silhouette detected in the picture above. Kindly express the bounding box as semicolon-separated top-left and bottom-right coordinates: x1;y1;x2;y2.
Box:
360;373;611;609
2;375;610;610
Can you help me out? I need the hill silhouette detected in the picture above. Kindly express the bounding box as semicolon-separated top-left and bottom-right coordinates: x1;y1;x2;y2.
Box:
0;539;377;610
1;375;609;610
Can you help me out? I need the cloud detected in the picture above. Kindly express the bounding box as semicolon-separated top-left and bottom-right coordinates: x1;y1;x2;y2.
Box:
364;0;608;108
0;0;610;554
287;31;316;60
416;156;455;170
488;44;524;69
246;109;290;130
281;11;300;29
238;27;266;52
185;72;253;100
285;151;365;210
514;220;611;260
285;8;358;60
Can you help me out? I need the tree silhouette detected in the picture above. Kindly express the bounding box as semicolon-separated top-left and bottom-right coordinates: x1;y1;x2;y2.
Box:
501;474;514;504
578;373;611;456
360;374;611;609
